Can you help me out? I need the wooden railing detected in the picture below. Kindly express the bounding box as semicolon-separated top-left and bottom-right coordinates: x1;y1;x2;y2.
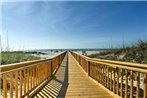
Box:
71;52;147;98
0;51;66;98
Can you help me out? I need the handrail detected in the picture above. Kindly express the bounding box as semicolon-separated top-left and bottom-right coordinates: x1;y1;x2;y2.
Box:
90;58;147;69
72;51;147;72
0;51;65;72
71;51;147;98
0;51;67;98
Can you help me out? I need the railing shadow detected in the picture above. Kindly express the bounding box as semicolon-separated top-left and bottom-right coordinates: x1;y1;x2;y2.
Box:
122;83;144;98
57;56;69;98
34;55;69;98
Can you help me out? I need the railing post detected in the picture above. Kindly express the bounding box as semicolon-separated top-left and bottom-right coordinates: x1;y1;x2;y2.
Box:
15;71;18;98
110;68;112;91
107;67;110;89
3;73;7;98
58;56;60;67
79;56;81;65
67;52;68;65
20;70;22;98
113;68;116;94
116;67;119;95
105;66;107;87
125;70;128;98
120;69;123;97
87;60;90;76
130;70;134;98
144;73;147;98
60;55;61;65
51;60;53;77
136;72;140;98
10;72;13;98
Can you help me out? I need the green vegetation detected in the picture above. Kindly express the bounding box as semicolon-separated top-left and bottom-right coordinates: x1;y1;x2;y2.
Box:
0;51;46;90
1;51;42;65
88;40;147;64
24;51;47;55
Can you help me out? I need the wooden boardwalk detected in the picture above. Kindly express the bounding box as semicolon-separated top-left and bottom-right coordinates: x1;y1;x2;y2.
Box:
33;53;114;98
1;52;146;98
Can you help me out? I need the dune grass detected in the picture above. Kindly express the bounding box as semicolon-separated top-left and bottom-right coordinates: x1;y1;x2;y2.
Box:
0;51;46;90
88;40;147;64
1;51;41;65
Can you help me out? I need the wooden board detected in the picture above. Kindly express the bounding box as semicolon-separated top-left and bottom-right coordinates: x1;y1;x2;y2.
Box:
33;53;114;98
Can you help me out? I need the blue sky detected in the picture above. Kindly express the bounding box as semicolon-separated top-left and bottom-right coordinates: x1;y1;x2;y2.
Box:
1;1;147;50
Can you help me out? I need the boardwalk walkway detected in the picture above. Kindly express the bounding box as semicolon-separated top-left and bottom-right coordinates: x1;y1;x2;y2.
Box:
33;53;114;98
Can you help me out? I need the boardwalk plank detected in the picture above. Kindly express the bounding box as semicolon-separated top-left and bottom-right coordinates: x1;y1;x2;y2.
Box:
33;53;114;98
